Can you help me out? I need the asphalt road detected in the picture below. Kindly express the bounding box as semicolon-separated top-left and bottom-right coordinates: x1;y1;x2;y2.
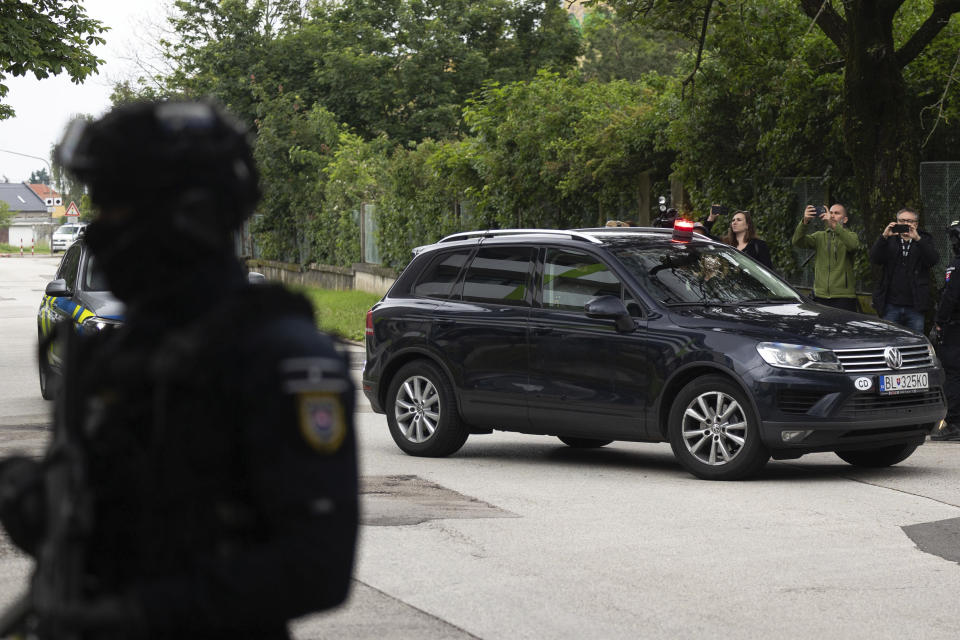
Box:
1;254;959;639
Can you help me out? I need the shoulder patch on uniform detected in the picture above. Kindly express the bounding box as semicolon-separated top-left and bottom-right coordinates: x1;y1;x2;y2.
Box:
298;391;346;454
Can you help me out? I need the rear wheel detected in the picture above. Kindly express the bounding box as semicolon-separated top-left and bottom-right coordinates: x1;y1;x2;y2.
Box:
835;443;918;467
558;437;612;448
668;375;769;480
386;360;468;457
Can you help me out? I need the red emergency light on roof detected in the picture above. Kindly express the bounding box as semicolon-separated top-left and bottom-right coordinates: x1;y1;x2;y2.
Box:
672;218;694;242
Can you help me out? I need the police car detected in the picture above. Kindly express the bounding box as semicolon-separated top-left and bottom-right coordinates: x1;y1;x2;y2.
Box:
37;234;267;400
37;234;123;399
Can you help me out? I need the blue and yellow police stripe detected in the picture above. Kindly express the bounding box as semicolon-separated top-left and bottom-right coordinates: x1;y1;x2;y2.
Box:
39;294;95;336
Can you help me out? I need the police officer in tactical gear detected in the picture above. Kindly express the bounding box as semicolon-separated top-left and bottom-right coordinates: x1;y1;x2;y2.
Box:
932;220;960;441
0;101;359;637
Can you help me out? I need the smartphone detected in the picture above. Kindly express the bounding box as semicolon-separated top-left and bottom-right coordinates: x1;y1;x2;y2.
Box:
710;204;726;216
891;223;911;234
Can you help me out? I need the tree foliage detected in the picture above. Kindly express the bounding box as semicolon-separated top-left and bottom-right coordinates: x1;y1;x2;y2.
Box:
161;0;303;123
0;201;12;228
112;0;960;285
0;0;107;119
252;88;342;263
596;0;960;237
301;0;583;142
28;167;51;185
458;71;671;229
350;71;676;269
578;5;687;81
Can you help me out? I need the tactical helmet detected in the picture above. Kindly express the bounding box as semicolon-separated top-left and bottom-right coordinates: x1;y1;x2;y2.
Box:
56;101;260;232
949;220;960;256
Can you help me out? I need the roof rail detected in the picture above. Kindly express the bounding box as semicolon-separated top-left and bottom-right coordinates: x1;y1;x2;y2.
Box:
437;229;603;244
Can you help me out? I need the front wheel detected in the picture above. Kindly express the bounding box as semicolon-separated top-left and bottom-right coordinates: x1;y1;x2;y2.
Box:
835;443;918;467
668;375;769;480
38;341;57;401
386;360;468;457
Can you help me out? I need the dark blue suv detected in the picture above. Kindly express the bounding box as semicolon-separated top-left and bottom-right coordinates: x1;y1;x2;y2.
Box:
362;228;945;480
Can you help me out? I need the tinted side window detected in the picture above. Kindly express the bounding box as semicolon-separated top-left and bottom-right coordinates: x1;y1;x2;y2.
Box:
412;250;471;299
85;255;110;292
543;248;621;311
461;246;533;306
57;245;82;290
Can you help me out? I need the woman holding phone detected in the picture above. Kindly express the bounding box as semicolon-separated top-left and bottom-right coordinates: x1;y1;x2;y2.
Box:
719;210;774;270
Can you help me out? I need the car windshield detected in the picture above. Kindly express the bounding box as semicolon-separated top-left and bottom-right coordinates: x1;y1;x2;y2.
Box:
610;241;802;306
55;225;79;235
84;255;111;292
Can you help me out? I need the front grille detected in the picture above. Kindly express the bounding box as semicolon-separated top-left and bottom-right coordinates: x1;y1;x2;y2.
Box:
837;389;945;419
777;390;825;414
834;345;934;373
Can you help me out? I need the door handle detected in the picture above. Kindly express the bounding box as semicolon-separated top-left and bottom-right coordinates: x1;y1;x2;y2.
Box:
532;326;555;336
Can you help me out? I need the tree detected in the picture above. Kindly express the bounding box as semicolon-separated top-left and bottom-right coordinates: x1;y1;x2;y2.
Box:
158;0;582;142
28;167;51;184
161;0;305;124
799;0;960;232
578;5;687;81
459;71;671;229
0;0;107;119
304;0;582;142
51;114;94;214
0;201;11;229
252;89;342;264
594;0;960;235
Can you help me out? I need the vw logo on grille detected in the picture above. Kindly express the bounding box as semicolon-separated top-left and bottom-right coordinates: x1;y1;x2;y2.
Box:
884;346;903;370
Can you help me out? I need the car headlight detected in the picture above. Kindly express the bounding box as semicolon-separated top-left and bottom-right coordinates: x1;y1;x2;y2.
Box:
82;316;123;333
756;342;842;372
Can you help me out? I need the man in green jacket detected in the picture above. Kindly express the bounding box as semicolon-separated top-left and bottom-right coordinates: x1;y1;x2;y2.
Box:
791;203;860;311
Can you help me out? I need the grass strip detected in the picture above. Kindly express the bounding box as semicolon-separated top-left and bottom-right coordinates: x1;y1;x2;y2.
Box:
294;285;382;343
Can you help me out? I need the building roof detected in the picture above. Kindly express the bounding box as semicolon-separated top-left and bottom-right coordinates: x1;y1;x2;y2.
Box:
28;183;60;200
0;182;48;213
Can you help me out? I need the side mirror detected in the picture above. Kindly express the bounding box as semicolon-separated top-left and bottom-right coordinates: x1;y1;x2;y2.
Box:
584;295;635;333
247;271;266;284
44;279;71;298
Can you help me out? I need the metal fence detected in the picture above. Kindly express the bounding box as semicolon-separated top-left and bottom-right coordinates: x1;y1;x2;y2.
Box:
920;162;960;275
771;177;829;290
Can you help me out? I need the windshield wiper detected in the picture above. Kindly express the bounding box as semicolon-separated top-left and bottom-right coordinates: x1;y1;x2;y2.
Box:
663;300;739;307
740;297;799;305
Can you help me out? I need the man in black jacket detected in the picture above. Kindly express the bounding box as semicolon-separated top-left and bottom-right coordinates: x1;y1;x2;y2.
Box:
0;101;359;637
870;208;939;333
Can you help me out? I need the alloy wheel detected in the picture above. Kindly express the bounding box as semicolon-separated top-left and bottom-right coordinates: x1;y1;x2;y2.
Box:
680;391;747;466
394;375;441;443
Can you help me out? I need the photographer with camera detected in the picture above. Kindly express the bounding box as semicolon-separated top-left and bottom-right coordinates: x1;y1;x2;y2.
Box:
791;203;860;311
869;208;938;333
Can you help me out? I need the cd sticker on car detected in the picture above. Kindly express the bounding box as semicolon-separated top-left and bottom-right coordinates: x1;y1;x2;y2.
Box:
854;377;873;391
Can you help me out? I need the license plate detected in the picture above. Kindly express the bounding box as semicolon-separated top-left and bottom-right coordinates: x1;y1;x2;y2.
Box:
878;372;928;395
